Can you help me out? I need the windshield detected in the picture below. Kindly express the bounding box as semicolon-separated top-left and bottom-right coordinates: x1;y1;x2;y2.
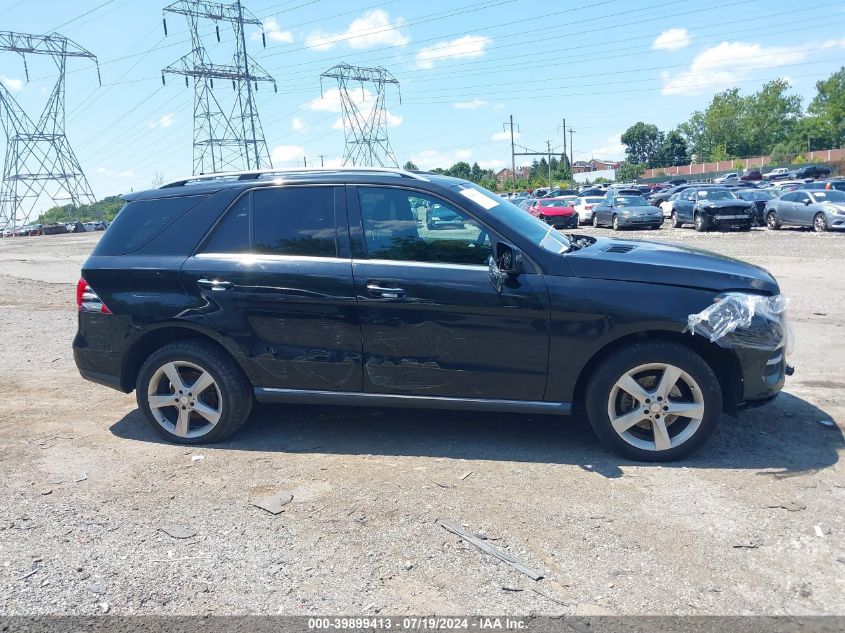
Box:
698;189;735;200
584;197;603;204
615;196;648;206
453;182;571;253
541;200;573;207
811;190;845;203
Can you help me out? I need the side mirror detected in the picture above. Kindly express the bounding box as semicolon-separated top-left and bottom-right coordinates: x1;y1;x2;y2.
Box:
495;242;523;276
804;199;812;206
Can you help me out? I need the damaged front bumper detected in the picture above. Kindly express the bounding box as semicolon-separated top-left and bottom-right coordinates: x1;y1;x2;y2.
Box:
687;293;792;405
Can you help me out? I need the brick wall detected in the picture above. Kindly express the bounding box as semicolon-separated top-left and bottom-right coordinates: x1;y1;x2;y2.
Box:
641;148;845;179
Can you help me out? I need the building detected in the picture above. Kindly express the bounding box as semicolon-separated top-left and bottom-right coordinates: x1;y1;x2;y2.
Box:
572;159;621;174
495;166;531;183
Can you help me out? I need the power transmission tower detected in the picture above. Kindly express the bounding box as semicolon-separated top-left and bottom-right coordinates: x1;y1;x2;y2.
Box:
0;32;100;230
162;0;277;175
320;63;400;167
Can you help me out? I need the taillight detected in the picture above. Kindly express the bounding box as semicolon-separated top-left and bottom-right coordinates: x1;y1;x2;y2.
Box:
585;205;593;210
76;278;112;314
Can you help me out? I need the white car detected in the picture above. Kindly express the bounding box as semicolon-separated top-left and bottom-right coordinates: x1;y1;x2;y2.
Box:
660;192;680;218
572;196;604;224
1;228;12;238
764;167;789;181
714;172;739;184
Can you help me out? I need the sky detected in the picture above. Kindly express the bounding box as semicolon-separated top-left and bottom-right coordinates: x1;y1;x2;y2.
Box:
1;0;844;209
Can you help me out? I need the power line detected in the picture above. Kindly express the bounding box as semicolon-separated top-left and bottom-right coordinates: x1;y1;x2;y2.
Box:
46;0;117;33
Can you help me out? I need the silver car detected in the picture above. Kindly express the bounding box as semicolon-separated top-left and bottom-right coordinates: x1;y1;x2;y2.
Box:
764;189;845;232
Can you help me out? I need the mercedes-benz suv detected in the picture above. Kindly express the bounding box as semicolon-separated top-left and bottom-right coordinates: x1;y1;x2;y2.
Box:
73;168;789;461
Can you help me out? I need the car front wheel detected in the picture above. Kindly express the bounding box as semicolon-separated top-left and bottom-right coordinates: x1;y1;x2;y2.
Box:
136;341;253;444
694;212;709;232
671;211;682;228
592;213;600;228
585;342;722;461
766;211;781;230
612;215;620;230
813;213;828;233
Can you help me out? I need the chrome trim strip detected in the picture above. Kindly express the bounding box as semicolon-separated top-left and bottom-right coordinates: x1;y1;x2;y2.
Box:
254;387;571;414
163;166;429;187
195;253;350;264
353;259;489;271
766;353;784;366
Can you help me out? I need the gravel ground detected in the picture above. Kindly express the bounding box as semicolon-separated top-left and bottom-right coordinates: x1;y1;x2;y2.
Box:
0;226;843;616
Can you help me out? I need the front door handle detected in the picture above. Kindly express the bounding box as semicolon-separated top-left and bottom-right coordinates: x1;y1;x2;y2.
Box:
197;278;233;291
366;282;405;300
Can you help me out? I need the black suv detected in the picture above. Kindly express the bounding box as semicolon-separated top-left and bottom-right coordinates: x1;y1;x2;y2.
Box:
73;168;788;461
792;165;831;180
670;186;755;231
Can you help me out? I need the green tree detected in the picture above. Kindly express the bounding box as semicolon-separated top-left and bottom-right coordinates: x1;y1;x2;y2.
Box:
703;88;751;159
658;130;689;166
677;110;710;162
744;79;802;155
621;122;664;167
807;67;845;148
616;161;645;182
447;161;471;180
403;161;418;171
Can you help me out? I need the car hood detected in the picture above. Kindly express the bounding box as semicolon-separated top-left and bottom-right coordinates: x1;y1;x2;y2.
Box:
696;199;753;209
617;205;661;213
565;237;779;293
540;206;575;215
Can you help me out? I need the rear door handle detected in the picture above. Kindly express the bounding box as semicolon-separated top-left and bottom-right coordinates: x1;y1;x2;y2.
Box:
366;282;405;300
197;278;233;291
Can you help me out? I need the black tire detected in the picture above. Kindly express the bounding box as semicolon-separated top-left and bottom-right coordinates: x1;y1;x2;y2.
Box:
612;215;620;231
694;212;709;232
136;340;253;445
813;212;828;233
584;341;723;462
671;211;682;228
650;224;661;230
766;210;781;230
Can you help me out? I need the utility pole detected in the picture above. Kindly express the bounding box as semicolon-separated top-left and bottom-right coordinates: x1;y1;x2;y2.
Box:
0;31;100;230
503;115;518;191
320;63;400;167
303;156;307;168
569;128;575;169
318;154;326;167
558;118;567;168
546;139;552;189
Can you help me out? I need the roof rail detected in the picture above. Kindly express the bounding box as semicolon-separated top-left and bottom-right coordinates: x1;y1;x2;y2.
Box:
160;166;429;188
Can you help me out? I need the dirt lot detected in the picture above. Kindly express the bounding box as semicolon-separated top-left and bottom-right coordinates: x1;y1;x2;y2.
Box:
0;226;843;616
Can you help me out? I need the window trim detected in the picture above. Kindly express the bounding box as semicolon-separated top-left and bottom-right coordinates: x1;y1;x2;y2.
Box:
348;183;497;269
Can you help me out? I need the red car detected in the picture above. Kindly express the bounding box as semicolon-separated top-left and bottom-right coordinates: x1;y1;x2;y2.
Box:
527;197;579;228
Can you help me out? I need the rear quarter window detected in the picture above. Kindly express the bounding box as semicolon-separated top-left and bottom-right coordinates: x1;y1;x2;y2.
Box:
92;195;207;256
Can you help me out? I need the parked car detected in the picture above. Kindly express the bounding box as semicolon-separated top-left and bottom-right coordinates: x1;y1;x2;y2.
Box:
572;196;604;224
764;189;845;232
798;180;845;192
771;180;812;195
1;228;12;238
740;169;762;181
763;167;790;181
734;189;776;225
714;172;739;184
542;188;578;199
670;187;754;232
792;164;831;180
592;193;663;230
578;188;605;197
527;197;579;229
660;192;681;218
648;183;694;207
426;204;465;230
72;167;789;461
663;179;687;186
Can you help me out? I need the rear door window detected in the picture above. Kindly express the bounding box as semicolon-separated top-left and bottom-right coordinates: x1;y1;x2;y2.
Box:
253;187;337;257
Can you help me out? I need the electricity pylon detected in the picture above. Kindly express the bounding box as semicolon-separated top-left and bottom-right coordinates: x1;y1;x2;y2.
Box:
162;0;277;175
320;63;400;168
0;32;99;230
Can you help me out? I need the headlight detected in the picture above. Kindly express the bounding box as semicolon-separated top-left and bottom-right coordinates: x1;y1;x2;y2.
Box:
620;209;632;215
687;292;790;352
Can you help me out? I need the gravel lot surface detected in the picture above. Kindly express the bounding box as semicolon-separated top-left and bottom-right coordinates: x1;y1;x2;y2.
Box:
0;226;843;616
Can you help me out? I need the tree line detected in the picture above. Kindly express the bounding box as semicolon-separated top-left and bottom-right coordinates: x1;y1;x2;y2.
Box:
618;67;845;178
404;154;574;192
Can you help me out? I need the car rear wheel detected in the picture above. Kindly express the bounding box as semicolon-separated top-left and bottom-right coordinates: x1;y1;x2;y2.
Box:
136;341;252;444
766;211;781;230
592;214;600;228
813;213;828;233
612;215;620;231
694;212;709;232
584;342;722;461
671;211;682;228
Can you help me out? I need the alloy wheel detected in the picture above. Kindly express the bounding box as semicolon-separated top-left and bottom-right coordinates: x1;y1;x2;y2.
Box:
814;213;827;233
147;361;222;439
766;211;779;230
606;363;705;452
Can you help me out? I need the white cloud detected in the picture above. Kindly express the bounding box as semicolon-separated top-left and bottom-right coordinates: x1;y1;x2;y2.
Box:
415;35;491;69
491;130;521;142
255;17;294;43
314;88;401;130
409;149;471;170
118;170;134;178
148;113;175;129
454;99;488;110
305;10;409;51
0;75;24;92
271;145;305;164
477;159;506;171
660;39;845;95
652;28;690;51
590;133;626;160
291;116;307;131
